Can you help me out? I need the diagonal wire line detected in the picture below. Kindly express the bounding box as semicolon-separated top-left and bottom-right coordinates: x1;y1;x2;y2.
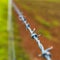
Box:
13;2;53;60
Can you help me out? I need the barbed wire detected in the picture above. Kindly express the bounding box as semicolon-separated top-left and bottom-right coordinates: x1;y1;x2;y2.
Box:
13;3;53;60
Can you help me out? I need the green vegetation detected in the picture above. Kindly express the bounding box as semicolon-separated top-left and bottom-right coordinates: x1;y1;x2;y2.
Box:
35;16;60;28
51;20;60;27
35;15;51;28
0;0;8;60
38;29;52;40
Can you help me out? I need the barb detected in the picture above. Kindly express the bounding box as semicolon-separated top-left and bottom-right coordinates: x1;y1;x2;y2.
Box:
13;3;53;60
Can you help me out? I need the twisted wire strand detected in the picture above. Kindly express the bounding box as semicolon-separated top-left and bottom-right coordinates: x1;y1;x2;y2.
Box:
13;3;53;60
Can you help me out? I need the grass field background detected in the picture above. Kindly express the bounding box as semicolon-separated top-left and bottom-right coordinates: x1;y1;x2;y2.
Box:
0;0;8;60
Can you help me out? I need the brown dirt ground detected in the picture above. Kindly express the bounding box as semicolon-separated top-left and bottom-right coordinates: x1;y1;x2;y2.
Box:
13;2;60;60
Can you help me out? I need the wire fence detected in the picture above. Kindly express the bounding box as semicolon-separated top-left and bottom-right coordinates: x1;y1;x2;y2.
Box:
13;2;53;60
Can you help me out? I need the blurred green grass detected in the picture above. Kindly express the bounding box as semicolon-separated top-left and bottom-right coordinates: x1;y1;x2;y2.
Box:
0;0;8;60
35;15;51;28
38;29;52;40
